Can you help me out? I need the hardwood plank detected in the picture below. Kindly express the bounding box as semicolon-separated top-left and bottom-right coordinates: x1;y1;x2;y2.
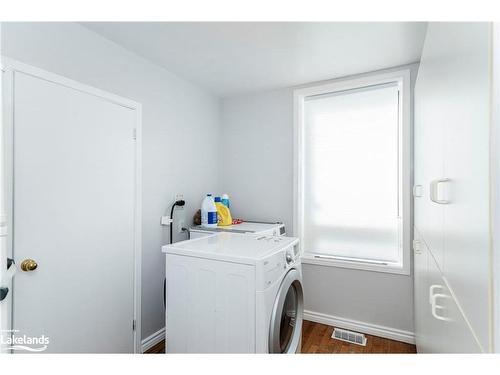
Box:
370;335;387;353
308;344;320;353
145;340;165;354
301;320;327;353
144;320;417;354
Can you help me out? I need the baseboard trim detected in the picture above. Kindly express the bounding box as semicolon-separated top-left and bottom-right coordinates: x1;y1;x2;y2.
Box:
140;314;414;352
304;310;415;344
141;327;165;353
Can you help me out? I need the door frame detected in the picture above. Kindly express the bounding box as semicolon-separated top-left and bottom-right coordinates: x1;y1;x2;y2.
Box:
0;57;143;353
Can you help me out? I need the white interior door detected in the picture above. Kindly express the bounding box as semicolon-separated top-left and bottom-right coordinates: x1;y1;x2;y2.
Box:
1;62;11;353
10;67;139;353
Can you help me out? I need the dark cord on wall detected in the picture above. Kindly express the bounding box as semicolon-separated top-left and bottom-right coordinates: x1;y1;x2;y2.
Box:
164;199;185;308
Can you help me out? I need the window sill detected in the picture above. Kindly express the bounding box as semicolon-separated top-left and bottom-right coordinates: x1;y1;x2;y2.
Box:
300;254;410;276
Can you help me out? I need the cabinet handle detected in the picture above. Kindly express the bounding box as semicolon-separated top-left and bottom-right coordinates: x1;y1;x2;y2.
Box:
431;293;452;321
430;178;450;204
412;240;421;254
413;185;423;197
429;284;443;304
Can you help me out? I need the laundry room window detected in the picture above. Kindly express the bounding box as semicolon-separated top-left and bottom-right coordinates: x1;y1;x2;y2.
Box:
294;69;411;275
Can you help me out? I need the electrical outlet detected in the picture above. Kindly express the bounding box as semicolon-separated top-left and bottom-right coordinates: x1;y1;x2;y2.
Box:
175;193;184;204
177;219;186;233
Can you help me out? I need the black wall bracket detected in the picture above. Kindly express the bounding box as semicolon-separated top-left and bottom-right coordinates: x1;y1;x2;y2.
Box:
1;258;15;301
0;287;8;302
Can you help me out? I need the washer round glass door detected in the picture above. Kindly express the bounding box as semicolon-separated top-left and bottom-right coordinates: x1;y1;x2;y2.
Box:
269;268;304;353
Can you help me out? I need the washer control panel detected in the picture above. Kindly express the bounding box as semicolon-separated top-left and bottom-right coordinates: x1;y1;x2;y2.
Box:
259;246;299;289
254;236;300;290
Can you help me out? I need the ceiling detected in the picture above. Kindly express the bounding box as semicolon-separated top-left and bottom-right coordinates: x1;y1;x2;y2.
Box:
82;22;427;98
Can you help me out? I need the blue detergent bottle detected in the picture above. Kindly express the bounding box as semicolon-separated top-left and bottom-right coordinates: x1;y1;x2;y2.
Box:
221;193;230;208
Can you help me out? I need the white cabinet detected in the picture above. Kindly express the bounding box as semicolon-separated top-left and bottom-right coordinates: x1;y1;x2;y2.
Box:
440;23;492;350
414;22;494;353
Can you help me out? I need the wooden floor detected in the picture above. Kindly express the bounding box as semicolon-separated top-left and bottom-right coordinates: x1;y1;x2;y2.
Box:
145;320;416;354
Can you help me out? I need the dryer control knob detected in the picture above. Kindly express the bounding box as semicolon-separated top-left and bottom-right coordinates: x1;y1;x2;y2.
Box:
286;253;293;264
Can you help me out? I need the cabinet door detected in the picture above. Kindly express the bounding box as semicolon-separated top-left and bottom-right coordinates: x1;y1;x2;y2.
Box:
414;46;445;269
423;242;449;353
437;22;492;352
426;251;482;353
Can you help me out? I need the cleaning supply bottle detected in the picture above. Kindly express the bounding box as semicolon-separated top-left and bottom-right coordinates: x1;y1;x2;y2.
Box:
201;194;218;228
221;193;230;208
214;196;232;226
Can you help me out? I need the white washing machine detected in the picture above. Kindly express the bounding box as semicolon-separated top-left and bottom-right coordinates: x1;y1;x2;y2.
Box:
162;232;303;353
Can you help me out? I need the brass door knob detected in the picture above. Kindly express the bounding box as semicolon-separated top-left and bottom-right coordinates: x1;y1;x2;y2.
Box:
20;259;38;272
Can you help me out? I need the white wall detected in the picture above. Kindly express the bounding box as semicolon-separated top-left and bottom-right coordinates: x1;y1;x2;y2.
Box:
220;64;419;339
0;22;9;352
493;23;500;353
1;22;220;340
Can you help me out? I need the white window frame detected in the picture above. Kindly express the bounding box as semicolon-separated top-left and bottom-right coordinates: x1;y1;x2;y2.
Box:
293;69;411;275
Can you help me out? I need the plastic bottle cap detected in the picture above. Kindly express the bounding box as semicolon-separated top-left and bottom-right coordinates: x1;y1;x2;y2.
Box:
214;197;221;202
207;194;212;196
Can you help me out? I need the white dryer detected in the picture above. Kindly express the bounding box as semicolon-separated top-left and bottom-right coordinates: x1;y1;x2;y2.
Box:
189;221;286;239
162;232;303;353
